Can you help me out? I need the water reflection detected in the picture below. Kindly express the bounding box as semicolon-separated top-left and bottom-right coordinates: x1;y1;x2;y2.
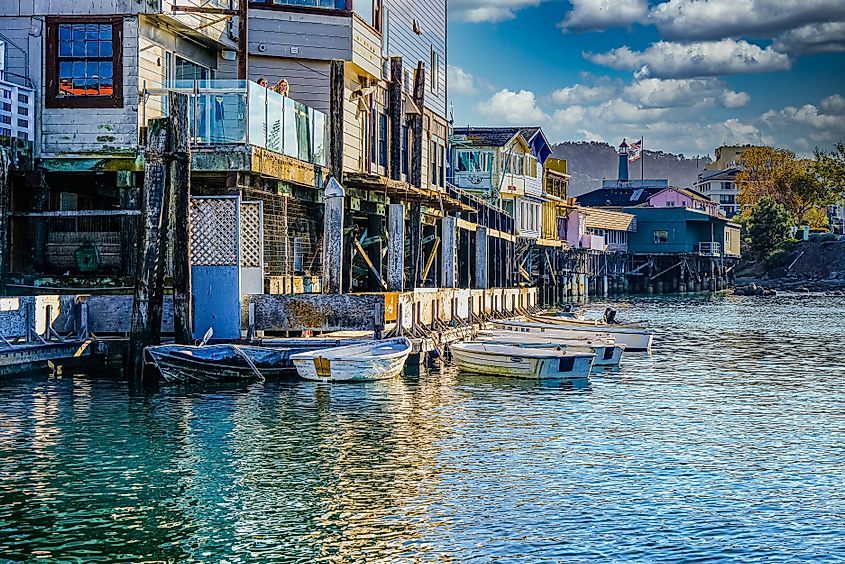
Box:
1;295;844;561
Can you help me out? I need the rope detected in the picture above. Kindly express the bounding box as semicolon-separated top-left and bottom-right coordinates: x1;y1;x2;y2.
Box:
228;344;266;382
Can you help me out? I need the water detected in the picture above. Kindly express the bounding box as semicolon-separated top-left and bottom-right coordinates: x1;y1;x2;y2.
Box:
1;295;844;562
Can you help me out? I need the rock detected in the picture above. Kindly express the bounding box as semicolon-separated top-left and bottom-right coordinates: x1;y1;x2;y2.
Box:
797;287;810;293
762;289;778;296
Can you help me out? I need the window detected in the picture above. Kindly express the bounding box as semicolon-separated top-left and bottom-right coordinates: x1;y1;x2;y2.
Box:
354;0;381;30
46;17;123;108
654;230;669;244
272;0;346;8
401;125;409;176
429;46;440;95
175;56;209;82
719;194;735;204
666;201;675;207
378;112;388;168
457;150;491;173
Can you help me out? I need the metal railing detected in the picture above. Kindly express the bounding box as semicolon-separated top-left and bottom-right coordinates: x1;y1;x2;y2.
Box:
699;242;722;256
0;77;35;141
142;80;327;166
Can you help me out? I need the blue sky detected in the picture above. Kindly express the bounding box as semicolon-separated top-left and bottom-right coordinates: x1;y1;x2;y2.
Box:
447;0;845;157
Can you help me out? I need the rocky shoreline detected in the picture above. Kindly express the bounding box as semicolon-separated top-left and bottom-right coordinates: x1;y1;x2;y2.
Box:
733;276;845;295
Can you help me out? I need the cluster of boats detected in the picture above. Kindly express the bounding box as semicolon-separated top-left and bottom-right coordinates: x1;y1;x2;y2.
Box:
144;309;654;384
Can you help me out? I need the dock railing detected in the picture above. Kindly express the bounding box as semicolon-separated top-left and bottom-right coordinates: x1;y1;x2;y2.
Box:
699;242;722;256
142;80;327;166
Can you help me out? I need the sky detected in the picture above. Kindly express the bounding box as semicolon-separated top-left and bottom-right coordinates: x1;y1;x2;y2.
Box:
446;0;845;158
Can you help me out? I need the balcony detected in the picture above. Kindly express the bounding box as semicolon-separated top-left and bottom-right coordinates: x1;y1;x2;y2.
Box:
0;77;35;170
142;80;327;168
699;242;722;256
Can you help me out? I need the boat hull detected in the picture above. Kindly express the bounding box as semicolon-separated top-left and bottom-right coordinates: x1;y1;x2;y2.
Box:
493;321;653;352
290;337;412;382
476;330;624;367
146;346;295;383
450;344;593;380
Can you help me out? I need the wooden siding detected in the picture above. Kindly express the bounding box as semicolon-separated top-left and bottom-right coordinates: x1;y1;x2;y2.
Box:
41;16;140;156
350;16;381;78
247;9;352;63
383;0;446;118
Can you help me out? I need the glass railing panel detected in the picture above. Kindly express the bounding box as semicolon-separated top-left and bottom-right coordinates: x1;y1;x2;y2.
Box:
266;89;284;154
312;109;326;166
247;82;267;148
283;96;298;160
195;91;247;144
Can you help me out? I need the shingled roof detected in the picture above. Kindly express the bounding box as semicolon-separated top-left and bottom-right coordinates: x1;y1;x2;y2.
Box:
452;127;523;148
575;186;667;207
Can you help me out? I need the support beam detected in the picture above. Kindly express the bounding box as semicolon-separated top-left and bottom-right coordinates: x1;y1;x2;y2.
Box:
128;118;171;377
388;56;403;181
441;216;457;288
29;169;49;272
475;227;488;289
322;177;345;294
237;0;248;80
410;60;425;189
409;203;422;288
169;93;193;344
329;60;345;183
386;203;405;291
0;148;9;292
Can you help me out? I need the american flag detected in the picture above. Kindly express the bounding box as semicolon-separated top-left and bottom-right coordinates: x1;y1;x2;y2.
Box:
629;138;643;162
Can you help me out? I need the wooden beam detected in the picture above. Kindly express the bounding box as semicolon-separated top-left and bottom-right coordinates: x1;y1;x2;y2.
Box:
12;210;141;217
387;203;404;291
388;56;403;181
169;93;193;345
421;237;440;282
237;0;248;80
354;239;387;290
128;118;171;378
171;5;237;16
329;60;345;183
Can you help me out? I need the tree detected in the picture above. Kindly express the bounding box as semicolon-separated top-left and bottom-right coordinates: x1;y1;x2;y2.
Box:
815;141;845;193
737;146;837;226
746;196;791;261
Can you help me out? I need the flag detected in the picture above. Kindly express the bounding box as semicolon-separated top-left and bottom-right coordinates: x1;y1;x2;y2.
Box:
629;138;643;162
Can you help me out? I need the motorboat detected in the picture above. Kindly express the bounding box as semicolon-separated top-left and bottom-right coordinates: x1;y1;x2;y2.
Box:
449;341;594;380
475;329;624;366
491;319;654;352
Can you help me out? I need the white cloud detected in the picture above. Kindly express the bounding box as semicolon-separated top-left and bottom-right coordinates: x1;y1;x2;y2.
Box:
475;89;548;124
585;39;792;79
448;66;479;96
762;104;845;131
649;0;845;41
719;90;751;108
773;21;845;54
559;0;648;32
820;95;845;115
450;0;543;23
622;78;749;109
550;83;616;104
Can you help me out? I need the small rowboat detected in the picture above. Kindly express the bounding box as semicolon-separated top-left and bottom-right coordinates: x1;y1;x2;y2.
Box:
491;319;654;352
476;330;625;367
291;337;412;382
450;341;594;380
531;313;648;329
146;338;365;383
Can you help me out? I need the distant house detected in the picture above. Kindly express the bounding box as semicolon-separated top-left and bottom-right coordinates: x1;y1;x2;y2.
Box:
562;207;636;253
450;126;549;240
694;167;741;218
623;207;740;258
575;185;721;216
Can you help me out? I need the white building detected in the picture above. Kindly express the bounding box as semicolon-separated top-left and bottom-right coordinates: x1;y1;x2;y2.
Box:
694;167;740;218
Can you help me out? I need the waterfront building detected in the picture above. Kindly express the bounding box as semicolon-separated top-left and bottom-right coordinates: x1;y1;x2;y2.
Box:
694;145;761;218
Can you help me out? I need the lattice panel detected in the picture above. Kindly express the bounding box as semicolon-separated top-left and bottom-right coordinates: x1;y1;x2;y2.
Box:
190;197;238;266
240;201;263;268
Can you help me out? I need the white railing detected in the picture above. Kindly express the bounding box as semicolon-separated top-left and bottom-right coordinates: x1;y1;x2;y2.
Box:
0;78;35;141
699;242;721;255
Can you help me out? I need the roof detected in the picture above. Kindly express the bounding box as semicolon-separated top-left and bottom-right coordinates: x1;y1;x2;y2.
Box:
451;127;523;148
698;167;741;182
580;207;637;232
575;186;667;207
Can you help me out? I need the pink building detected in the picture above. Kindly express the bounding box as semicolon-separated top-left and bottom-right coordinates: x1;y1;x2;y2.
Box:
646;187;720;216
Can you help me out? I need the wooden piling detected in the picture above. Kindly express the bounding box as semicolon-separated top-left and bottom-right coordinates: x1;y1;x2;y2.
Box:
441;216;457;288
408;61;425;288
475;226;488;289
29;169;49;272
169;93;193;344
388;56;403;181
329;60;345;183
387;203;405;291
128;118;171;377
322;177;345;294
0;148;9;292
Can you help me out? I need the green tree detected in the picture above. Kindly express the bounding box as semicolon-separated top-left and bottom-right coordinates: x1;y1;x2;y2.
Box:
815;141;845;193
746;196;791;261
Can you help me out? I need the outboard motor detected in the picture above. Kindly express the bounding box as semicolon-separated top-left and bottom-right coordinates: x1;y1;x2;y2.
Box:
603;308;618;324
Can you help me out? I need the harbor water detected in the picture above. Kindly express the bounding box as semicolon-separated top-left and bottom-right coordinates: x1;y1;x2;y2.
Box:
1;294;844;561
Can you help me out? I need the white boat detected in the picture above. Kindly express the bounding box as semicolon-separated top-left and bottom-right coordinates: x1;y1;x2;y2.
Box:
491;319;654;352
291;337;412;382
476;330;625;367
532;313;649;329
450;341;594;380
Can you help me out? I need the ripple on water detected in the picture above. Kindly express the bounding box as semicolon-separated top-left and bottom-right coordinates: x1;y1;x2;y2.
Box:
1;294;845;561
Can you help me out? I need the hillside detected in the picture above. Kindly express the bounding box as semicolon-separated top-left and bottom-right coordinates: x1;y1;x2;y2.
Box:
552;141;713;196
